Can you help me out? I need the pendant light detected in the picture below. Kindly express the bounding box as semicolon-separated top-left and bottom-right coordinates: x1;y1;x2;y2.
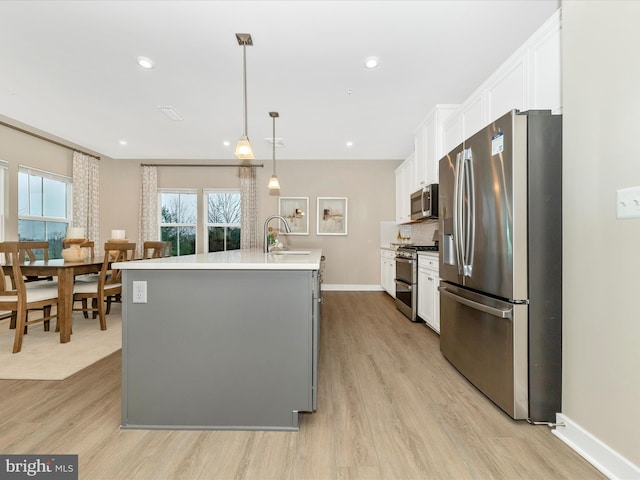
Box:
268;111;281;190
234;33;254;160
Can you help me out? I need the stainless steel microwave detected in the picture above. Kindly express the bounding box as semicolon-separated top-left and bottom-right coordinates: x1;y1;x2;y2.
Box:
410;184;438;221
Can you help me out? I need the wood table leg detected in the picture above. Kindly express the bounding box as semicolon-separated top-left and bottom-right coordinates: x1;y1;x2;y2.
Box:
57;267;74;343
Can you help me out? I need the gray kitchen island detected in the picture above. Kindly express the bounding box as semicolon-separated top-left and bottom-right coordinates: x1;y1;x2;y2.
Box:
115;248;322;431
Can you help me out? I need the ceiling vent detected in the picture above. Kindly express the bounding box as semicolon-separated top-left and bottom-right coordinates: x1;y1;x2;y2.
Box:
265;137;285;147
157;106;183;121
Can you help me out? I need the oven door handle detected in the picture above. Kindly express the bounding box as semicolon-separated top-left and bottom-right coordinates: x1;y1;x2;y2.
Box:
394;279;413;290
395;257;415;265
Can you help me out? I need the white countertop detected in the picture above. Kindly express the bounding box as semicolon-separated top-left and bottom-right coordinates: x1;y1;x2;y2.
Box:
417;250;439;258
115;248;323;271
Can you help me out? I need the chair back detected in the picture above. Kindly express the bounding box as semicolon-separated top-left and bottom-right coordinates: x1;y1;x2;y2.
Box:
103;242;136;286
62;239;95;257
17;241;50;263
0;242;26;298
143;241;168;259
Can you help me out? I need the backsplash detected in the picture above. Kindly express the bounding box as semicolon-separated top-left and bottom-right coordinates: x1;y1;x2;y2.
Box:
409;220;439;245
379;220;439;247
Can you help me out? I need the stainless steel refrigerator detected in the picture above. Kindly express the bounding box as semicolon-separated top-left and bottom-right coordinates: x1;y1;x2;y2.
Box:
438;110;562;423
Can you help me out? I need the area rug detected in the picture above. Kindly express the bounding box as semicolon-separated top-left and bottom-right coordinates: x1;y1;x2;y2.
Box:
0;305;122;380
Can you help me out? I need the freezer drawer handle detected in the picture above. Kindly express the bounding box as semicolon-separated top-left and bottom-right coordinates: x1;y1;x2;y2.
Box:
439;287;512;319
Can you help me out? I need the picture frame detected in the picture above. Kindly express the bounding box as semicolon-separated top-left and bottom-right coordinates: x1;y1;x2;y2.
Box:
317;197;348;235
278;197;309;235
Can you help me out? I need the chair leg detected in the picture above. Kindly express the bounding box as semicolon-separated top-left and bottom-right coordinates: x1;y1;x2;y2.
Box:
97;296;107;331
106;296;112;314
82;299;89;319
43;306;51;331
91;298;98;318
9;311;17;329
12;305;26;353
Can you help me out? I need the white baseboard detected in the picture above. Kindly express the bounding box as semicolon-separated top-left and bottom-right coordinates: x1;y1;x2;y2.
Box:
553;413;640;479
321;284;384;292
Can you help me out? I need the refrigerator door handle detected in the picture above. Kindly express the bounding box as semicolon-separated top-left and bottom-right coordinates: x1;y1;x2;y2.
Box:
439;286;513;319
463;148;475;276
453;151;464;275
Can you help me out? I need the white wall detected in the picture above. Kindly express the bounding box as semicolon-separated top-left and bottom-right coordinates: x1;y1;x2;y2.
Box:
561;0;640;470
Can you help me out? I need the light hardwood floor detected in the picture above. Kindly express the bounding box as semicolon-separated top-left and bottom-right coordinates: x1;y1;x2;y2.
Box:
0;291;604;479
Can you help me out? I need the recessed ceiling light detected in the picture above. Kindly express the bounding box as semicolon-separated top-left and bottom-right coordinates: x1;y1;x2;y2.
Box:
364;57;379;69
137;56;154;69
346;141;353;147
119;140;128;146
223;141;231;147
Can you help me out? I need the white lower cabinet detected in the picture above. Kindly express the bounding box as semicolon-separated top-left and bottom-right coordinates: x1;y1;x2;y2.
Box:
380;249;396;298
418;254;440;333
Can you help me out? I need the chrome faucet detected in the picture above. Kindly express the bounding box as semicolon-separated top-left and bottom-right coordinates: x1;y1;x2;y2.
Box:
263;215;292;253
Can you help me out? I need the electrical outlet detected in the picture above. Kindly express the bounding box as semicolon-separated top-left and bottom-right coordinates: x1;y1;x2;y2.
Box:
617;186;640;219
132;281;147;303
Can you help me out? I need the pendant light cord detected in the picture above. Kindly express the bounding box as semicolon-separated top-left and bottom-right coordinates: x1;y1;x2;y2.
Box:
272;114;276;176
243;44;248;136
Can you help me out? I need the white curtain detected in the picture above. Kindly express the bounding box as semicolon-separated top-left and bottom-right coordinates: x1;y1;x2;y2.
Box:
139;165;158;257
72;151;100;251
240;166;258;249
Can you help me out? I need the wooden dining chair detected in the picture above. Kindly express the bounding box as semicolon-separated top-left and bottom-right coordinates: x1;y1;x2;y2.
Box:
62;239;95;257
72;242;136;330
142;241;168;259
0;242;59;353
17;241;54;283
63;240;97;318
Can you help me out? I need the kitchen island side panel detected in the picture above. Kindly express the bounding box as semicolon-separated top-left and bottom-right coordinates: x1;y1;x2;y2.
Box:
121;269;314;430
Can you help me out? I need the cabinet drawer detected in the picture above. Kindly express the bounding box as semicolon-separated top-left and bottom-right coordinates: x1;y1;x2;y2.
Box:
381;249;396;260
418;255;438;270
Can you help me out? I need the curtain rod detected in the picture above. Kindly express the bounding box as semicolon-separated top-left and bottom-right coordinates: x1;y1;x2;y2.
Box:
0;120;100;160
141;163;264;168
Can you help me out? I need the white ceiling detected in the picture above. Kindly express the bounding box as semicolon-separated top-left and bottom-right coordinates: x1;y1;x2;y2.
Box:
0;0;559;161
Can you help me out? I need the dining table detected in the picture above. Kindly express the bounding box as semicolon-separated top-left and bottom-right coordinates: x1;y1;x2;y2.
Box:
4;256;107;344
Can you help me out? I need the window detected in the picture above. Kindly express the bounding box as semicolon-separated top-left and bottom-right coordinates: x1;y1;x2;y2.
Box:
18;166;72;259
159;190;197;256
206;189;241;252
0;160;7;241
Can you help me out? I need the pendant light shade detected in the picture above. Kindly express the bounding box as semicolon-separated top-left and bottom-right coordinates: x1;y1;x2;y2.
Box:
235;33;254;160
268;111;281;191
268;175;281;190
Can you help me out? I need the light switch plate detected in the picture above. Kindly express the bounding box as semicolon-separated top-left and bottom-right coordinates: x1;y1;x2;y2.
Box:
616;186;640;219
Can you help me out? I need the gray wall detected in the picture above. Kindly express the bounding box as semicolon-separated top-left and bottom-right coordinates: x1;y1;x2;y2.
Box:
562;0;640;466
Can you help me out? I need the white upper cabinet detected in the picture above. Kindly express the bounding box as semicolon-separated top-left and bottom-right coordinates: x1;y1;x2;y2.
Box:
395;154;415;224
486;57;528;122
415;105;459;186
528;14;562;114
441;10;561;154
461;94;486;141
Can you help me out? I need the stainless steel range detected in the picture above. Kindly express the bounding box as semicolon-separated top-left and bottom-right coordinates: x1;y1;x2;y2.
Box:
395;245;438;321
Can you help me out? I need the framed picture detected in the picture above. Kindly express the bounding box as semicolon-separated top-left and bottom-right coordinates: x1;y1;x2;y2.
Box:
317;197;348;235
278;197;309;235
